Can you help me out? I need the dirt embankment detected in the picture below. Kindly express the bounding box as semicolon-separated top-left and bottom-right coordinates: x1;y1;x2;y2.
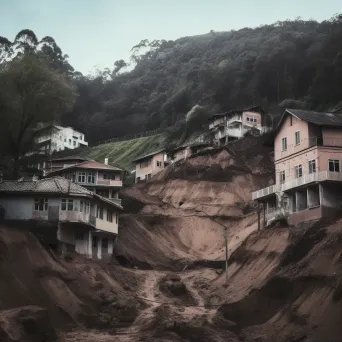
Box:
3;135;342;341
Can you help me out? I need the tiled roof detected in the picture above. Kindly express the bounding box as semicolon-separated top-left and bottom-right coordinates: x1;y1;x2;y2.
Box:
47;160;122;175
208;105;264;121
0;177;123;210
0;177;92;195
286;108;342;127
132;149;165;162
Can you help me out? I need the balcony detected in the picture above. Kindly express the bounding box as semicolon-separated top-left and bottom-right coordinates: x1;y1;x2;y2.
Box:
97;179;123;187
252;171;342;200
252;184;279;200
109;198;122;206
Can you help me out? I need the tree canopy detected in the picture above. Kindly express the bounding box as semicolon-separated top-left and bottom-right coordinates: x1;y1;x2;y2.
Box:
0;54;75;175
2;15;342;147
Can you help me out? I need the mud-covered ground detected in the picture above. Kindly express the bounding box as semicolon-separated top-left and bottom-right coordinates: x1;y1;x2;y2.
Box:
2;137;342;341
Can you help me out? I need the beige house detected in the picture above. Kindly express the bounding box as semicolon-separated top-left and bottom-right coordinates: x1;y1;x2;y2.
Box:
0;177;123;259
46;160;123;206
253;108;342;226
170;142;212;162
209;106;267;146
133;149;169;183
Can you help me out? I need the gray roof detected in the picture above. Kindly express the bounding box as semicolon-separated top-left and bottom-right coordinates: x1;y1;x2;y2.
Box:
49;155;92;162
0;177;92;195
286;108;342;127
0;177;123;210
132;149;165;162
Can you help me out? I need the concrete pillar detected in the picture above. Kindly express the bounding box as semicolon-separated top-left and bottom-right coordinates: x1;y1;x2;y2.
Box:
97;236;102;259
87;231;92;258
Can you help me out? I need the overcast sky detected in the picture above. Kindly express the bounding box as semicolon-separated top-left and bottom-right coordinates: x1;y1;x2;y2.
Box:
1;0;341;74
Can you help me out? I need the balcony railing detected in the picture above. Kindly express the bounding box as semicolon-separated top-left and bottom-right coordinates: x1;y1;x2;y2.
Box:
252;184;279;200
97;179;122;187
253;171;342;200
109;198;122;206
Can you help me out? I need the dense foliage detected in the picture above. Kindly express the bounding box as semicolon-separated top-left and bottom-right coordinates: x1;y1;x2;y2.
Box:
1;15;342;147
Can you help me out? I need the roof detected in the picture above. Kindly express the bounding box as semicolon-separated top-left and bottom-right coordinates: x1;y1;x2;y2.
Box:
47;160;122;176
208;105;265;121
0;177;123;210
132;149;165;162
49;155;92;163
276;108;342;131
170;142;210;153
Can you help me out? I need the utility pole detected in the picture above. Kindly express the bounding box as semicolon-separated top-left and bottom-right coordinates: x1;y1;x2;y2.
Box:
195;208;229;283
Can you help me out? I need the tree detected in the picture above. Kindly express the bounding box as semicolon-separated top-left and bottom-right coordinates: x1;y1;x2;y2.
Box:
0;54;76;177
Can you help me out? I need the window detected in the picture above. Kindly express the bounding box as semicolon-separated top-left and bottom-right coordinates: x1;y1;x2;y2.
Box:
107;211;113;222
34;198;48;211
97;206;104;219
329;159;340;172
309;160;316;174
295;164;303;178
78;172;86;183
280;171;285;184
60;136;62;141
73;140;76;146
69;139;71;144
281;137;287;151
64;138;66;142
74;200;79;211
290;116;292;126
85;201;90;214
87;172;95;184
295;131;300;145
75;232;84;240
72;173;76;183
80;200;84;212
102;238;108;249
156;161;162;167
247;117;250;122
61;199;74;211
140;159;152;168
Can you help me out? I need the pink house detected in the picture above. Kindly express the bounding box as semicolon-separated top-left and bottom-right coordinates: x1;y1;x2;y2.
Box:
253;108;342;226
208;106;266;146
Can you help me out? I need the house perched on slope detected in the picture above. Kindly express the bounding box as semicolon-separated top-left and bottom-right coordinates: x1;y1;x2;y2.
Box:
253;108;342;226
45;160;123;206
133;149;170;183
0;177;122;259
30;123;88;155
169;142;212;162
208;106;267;146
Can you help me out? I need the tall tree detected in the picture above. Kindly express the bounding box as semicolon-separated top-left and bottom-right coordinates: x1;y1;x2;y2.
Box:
0;54;75;177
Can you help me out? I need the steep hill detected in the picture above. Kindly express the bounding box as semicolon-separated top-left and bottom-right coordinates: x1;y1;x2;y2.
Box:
63;15;342;142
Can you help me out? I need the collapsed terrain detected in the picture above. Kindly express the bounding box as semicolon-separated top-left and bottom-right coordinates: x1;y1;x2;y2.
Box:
1;135;342;341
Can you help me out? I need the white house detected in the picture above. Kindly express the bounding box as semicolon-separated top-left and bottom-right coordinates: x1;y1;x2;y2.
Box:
31;124;88;155
0;177;122;259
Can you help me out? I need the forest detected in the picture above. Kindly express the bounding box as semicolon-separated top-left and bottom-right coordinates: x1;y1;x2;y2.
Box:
1;14;342;152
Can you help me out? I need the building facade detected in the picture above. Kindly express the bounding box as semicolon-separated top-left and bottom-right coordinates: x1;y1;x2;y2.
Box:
209;106;266;146
46;160;123;206
31;124;88;155
0;177;122;259
133;150;170;183
253;108;342;226
170;142;212;162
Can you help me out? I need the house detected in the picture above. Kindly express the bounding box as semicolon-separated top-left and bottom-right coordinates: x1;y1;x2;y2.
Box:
208;106;266;146
252;108;342;226
45;160;123;206
30;123;88;155
44;155;92;173
0;177;123;259
133;149;170;183
170;142;212;162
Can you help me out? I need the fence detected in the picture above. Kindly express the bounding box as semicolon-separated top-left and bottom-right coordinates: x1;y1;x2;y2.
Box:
93;128;164;147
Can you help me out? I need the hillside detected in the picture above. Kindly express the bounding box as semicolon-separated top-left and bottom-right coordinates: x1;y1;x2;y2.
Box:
2;135;342;341
62;15;342;142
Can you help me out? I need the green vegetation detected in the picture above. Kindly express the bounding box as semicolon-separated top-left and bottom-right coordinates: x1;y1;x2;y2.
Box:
78;134;164;171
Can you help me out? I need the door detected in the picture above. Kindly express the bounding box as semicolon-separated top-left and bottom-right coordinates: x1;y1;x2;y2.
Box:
48;206;59;221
